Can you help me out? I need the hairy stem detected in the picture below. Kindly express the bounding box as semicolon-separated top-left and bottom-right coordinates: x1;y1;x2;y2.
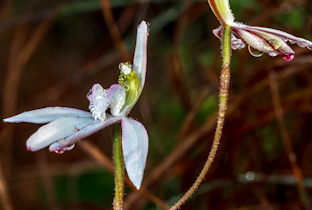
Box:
113;123;124;210
169;25;232;210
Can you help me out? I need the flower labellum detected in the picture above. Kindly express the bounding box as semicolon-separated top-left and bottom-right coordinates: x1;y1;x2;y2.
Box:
3;20;150;189
208;0;312;61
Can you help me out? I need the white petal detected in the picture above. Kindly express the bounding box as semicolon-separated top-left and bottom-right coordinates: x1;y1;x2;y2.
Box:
3;107;91;124
49;116;122;153
121;118;149;189
107;84;126;116
87;84;109;121
133;21;149;88
26;117;95;151
231;35;246;50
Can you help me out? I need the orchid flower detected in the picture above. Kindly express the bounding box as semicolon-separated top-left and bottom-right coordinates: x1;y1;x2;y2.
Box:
208;0;312;61
3;21;149;189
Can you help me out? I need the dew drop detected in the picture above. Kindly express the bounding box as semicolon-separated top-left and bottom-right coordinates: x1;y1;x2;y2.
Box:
283;54;295;62
268;51;279;57
245;171;255;181
66;144;75;151
248;45;264;57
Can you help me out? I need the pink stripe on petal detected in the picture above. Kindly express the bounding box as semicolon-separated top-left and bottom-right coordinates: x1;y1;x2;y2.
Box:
233;25;296;60
233;27;269;53
242;25;312;50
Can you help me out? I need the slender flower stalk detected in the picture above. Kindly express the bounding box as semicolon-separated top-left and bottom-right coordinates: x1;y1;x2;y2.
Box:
113;123;124;210
170;25;232;210
171;0;312;209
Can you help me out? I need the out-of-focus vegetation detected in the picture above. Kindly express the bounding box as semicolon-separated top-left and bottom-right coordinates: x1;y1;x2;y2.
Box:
0;0;312;209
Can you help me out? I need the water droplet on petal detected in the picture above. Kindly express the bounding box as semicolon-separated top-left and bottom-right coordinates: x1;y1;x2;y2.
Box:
308;45;312;50
66;144;75;151
268;51;279;57
248;45;264;57
283;54;295;62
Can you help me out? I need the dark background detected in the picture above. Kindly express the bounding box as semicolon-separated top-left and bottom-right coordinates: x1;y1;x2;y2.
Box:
0;0;312;209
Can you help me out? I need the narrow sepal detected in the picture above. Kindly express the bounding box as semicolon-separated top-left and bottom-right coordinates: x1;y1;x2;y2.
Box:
246;25;312;50
208;0;235;25
3;107;91;124
133;21;149;88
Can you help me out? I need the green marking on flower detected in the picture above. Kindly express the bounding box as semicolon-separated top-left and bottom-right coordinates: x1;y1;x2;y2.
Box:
118;62;141;110
208;0;234;25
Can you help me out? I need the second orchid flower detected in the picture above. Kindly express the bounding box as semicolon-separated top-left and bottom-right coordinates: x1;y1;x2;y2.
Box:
209;0;312;61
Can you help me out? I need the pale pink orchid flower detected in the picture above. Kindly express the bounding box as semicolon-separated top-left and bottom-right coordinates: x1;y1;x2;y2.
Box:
3;21;149;189
208;0;312;61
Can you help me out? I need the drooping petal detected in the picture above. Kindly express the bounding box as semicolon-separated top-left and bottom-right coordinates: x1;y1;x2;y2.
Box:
133;21;149;89
213;26;245;50
233;27;275;53
26;117;95;151
87;84;109;121
232;24;296;60
245;25;312;50
121;118;149;189
49;116;122;154
107;84;126;116
3;107;91;124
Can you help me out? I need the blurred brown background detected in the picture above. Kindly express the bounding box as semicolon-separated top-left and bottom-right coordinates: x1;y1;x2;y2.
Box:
1;0;312;209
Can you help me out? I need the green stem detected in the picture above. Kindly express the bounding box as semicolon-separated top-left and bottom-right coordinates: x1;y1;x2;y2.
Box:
169;25;232;210
222;25;231;66
113;123;124;210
